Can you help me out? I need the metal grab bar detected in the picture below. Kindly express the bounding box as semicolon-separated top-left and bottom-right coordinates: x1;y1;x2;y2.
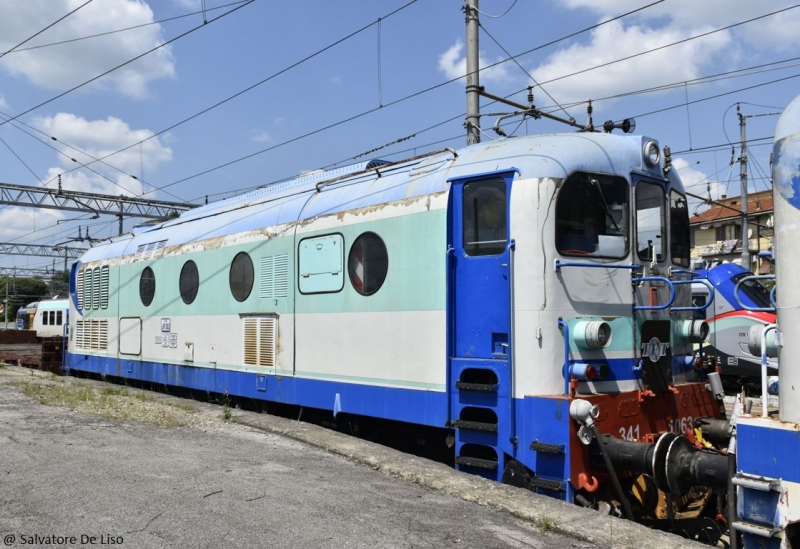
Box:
558;318;570;396
760;324;778;418
507;239;517;447
671;278;715;312
554;259;642;272
733;275;776;312
670;269;704;279
631;276;676;311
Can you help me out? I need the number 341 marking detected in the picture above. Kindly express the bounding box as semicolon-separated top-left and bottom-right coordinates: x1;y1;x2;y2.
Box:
618;425;640;440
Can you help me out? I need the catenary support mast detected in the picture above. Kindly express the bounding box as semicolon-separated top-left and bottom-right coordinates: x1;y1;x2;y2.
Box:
465;0;480;145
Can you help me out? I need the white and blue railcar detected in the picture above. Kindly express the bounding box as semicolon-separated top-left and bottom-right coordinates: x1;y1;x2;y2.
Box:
65;131;727;519
730;95;800;548
33;298;69;338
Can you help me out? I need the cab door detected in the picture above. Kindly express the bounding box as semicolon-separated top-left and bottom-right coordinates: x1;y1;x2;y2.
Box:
447;169;518;477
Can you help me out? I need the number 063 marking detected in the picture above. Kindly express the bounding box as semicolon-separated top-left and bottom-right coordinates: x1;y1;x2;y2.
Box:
670;416;693;435
618;416;693;441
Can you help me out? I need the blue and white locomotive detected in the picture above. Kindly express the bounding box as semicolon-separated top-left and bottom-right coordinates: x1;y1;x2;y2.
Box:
65;129;731;524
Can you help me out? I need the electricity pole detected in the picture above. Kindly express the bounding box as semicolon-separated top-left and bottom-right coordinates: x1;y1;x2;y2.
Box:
4;274;8;330
465;0;480;145
738;104;750;269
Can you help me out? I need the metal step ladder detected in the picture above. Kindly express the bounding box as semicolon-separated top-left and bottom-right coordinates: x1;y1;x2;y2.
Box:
731;473;784;548
451;362;508;482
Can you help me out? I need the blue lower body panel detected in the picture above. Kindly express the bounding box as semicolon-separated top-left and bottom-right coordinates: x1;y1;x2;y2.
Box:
64;353;448;428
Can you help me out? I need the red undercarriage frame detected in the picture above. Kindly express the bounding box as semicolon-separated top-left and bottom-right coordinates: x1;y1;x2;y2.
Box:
569;382;722;492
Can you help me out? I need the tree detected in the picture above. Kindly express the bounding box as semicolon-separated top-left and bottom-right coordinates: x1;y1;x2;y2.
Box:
1;276;50;318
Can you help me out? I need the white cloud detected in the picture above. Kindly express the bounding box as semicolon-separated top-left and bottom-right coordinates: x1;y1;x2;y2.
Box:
0;93;7;110
675;157;710;191
251;130;271;143
0;0;175;99
33;113;172;196
530;19;730;105
438;40;510;84
330;76;342;85
0;206;64;242
674;157;727;212
560;0;800;42
527;1;800;106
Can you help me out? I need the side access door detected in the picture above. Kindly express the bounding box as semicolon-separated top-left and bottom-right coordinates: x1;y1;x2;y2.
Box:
447;169;518;481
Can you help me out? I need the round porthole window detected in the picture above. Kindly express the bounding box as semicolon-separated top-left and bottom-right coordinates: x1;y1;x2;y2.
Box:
179;260;199;304
139;266;156;307
229;252;254;302
348;232;388;296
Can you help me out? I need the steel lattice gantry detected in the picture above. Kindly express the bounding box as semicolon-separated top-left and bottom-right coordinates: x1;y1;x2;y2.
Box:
0;267;64;277
0;242;86;260
0;182;199;220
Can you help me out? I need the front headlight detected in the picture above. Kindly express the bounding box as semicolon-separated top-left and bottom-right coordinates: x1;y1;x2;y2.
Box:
574;320;612;349
643;140;660;167
679;319;709;343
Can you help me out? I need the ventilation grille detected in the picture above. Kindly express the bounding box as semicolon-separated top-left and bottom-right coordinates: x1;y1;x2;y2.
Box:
259;254;289;299
76;270;84;309
77;266;109;311
100;267;109;309
243;316;276;367
75;319;108;351
135;240;167;260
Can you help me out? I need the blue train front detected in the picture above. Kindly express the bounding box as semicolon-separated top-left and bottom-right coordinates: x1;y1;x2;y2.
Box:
64;130;729;526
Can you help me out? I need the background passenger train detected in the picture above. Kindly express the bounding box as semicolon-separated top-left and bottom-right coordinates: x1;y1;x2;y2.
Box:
15;301;38;330
692;263;776;383
33;298;69;338
64;132;729;529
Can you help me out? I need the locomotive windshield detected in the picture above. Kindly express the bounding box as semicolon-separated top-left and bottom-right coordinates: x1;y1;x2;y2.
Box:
555;172;628;258
636;181;666;262
731;271;773;308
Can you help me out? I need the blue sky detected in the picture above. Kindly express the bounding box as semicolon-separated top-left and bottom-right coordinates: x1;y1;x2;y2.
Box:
1;0;799;272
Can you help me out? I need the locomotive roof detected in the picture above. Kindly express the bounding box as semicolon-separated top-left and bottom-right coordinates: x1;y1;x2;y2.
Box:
77;132;677;264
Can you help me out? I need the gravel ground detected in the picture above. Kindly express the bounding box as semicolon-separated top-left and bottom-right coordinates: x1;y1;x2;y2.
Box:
0;366;606;549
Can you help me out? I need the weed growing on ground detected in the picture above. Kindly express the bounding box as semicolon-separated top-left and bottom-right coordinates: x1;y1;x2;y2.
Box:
8;380;187;428
537;515;555;533
221;392;232;421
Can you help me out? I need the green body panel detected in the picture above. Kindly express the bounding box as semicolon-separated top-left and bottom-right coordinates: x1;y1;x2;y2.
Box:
99;207;446;319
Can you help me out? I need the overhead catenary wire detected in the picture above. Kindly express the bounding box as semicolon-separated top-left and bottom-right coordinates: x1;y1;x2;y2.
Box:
0;138;45;186
0;0;94;58
145;1;665;197
0;111;188;202
475;0;518;19
501;3;800;105
50;0;659;199
478;23;573;121
1;1;250;54
0;0;792;256
357;54;798;168
47;0;420;190
0;0;255;129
